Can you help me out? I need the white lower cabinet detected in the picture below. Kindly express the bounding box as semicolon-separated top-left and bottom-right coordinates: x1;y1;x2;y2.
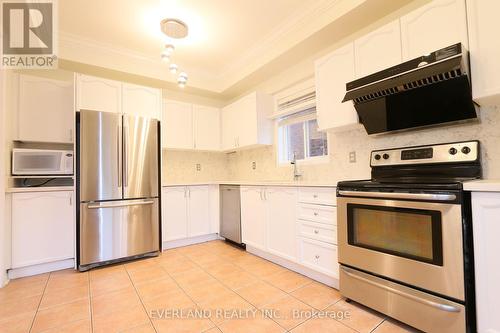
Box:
471;191;500;333
161;185;215;247
187;186;211;237
11;191;74;269
299;237;339;278
266;187;297;261
162;186;188;242
241;186;339;282
241;186;267;250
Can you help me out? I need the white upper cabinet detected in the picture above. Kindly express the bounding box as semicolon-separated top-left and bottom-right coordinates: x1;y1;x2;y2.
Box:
162;100;221;151
76;74;121;113
355;20;402;78
221;102;238;151
162;100;193;150
122;83;161;119
315;43;358;131
11;191;74;268
467;0;500;105
221;91;273;151
400;0;468;60
17;74;74;143
192;105;220;151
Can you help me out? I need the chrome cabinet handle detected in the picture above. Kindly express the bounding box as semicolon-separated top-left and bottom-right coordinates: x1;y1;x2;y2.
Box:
313;194;318;198
313;212;319;216
314;230;319;234
338;190;456;201
340;267;461;313
315;255;320;259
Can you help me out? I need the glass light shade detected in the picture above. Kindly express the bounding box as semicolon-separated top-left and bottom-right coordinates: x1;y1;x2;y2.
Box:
169;64;178;74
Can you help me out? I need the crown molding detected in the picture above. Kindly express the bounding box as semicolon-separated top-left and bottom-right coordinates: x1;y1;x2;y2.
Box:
57;0;368;94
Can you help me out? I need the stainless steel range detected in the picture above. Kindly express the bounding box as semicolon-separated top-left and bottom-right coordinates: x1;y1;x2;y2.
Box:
337;140;480;333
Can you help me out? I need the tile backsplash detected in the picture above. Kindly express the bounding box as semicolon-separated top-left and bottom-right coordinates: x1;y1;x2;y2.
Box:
162;106;500;184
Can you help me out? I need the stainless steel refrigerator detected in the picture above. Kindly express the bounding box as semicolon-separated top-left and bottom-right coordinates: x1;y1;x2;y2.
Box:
77;110;160;271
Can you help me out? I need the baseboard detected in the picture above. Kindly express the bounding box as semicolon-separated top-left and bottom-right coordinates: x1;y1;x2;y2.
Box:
162;233;220;250
246;245;339;289
7;259;75;279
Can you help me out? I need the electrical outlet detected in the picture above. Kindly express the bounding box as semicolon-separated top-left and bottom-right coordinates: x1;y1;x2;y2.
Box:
349;151;356;163
196;163;201;171
252;161;256;170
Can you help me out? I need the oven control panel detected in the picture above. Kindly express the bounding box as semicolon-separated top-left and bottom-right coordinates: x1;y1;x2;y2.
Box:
371;141;479;166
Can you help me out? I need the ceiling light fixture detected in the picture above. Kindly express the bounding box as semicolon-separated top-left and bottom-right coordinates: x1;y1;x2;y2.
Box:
160;19;189;88
160;18;189;39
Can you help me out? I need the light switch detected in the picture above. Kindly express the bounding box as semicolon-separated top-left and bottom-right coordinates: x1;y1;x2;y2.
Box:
349;151;356;163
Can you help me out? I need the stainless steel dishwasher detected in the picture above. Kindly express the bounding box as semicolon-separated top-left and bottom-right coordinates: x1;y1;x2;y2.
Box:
220;185;242;245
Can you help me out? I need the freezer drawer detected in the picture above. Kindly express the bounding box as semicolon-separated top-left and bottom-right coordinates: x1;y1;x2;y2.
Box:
79;198;159;267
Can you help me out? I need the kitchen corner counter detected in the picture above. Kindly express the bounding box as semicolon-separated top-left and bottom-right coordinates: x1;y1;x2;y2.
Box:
162;181;338;187
6;186;75;193
463;180;500;192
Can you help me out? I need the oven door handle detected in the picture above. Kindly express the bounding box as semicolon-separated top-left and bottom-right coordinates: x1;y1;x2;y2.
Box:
338;190;456;201
340;267;461;313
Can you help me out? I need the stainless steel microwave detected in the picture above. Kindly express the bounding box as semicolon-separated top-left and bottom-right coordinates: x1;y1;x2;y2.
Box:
12;148;74;176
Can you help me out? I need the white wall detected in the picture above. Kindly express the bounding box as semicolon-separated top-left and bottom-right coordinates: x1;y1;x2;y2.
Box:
0;69;7;287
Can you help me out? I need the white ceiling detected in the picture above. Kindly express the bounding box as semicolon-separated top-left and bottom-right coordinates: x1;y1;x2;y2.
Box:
59;0;323;89
58;0;417;96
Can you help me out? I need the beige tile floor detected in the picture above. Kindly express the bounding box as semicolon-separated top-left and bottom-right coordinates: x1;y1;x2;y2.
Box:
0;240;420;333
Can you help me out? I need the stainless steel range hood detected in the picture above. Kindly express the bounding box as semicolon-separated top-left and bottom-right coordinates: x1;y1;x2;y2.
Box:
343;43;477;135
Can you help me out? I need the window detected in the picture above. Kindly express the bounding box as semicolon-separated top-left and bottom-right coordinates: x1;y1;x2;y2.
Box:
278;108;328;164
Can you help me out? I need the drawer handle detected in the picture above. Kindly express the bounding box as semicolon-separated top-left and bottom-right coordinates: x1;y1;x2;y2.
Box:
313;195;318;198
313;212;319;216
314;230;319;234
315;255;320;259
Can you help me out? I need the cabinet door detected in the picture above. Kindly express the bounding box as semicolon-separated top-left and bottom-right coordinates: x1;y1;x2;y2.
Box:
17;75;74;143
122;83;161;119
467;0;500;105
401;0;468;60
471;192;500;333
315;43;358;131
162;100;193;149
234;94;258;148
192;105;220;151
76;74;121;113
241;186;267;251
161;187;188;242
221;103;237;150
355;20;402;77
12;191;74;268
266;187;297;261
187;186;211;237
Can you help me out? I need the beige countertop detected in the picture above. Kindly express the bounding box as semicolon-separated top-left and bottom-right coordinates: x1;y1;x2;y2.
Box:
463;180;500;192
162;181;338;187
6;186;75;193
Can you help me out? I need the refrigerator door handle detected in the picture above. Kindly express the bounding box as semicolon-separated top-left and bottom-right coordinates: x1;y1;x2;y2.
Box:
117;125;122;187
87;200;155;209
123;125;128;187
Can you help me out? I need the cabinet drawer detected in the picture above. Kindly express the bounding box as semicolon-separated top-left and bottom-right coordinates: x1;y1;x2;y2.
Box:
298;187;336;206
298;203;337;225
299;238;339;278
298;220;337;245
